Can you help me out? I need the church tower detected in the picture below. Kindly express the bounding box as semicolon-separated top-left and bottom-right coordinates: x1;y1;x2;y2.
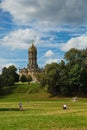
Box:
27;43;38;71
19;41;41;81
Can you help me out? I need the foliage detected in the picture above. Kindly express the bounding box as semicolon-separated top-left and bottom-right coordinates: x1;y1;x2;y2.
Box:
1;48;87;97
20;75;27;82
65;48;87;96
27;75;32;83
1;65;19;86
38;48;87;97
36;71;47;87
0;65;19;94
0;75;4;90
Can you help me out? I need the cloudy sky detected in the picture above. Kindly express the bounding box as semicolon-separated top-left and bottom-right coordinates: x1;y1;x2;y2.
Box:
0;0;87;72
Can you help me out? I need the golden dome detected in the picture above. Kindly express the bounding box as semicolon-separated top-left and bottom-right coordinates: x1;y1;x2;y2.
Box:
29;43;37;52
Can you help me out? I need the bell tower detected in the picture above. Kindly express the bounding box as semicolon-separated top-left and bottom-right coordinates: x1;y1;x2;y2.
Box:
27;41;38;71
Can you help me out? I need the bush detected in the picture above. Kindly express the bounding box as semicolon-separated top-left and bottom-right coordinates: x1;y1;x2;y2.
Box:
20;75;27;82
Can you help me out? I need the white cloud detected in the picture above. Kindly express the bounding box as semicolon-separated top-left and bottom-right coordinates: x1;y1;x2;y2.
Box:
0;27;62;49
0;28;39;49
1;0;87;25
1;0;87;69
45;58;58;64
61;35;87;52
3;63;17;68
0;58;16;73
1;0;87;51
0;57;27;73
44;50;54;57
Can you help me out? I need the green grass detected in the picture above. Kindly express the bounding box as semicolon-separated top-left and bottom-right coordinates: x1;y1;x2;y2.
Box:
0;82;87;130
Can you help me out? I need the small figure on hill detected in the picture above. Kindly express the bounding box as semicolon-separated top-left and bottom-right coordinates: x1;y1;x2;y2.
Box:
63;104;67;110
19;102;23;110
72;97;78;102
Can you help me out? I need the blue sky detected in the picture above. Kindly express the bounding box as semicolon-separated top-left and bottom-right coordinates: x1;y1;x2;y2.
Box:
0;0;87;72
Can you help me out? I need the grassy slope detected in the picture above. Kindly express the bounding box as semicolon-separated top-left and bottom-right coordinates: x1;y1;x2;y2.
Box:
0;82;51;102
0;82;87;130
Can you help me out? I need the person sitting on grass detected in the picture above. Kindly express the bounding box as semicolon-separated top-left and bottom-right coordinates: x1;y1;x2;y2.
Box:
63;104;67;110
19;102;23;110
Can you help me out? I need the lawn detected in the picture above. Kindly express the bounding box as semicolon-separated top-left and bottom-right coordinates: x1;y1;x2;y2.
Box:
0;83;87;130
0;99;87;130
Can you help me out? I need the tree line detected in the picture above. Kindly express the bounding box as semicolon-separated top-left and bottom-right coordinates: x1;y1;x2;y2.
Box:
0;65;33;94
37;48;87;97
0;48;87;97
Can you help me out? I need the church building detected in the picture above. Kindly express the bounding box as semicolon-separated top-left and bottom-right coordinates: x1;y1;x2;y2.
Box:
19;42;40;81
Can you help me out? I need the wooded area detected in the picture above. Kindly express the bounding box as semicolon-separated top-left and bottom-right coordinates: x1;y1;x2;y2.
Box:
0;48;87;97
37;48;87;97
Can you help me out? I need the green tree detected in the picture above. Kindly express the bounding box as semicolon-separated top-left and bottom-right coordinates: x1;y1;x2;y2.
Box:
58;60;68;96
36;71;47;87
44;63;60;96
30;48;87;97
1;65;19;87
20;75;27;82
2;67;15;86
64;48;81;65
14;73;19;82
79;67;87;96
7;65;19;82
0;75;4;91
64;48;87;96
67;63;81;96
27;75;32;83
